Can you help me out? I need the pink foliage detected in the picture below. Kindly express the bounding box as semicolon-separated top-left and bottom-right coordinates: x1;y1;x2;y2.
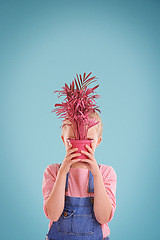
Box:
51;72;101;140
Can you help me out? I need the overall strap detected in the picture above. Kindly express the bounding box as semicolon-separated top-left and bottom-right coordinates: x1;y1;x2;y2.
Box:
87;170;94;193
59;164;100;193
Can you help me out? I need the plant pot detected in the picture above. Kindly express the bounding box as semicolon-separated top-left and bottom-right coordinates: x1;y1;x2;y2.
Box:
67;138;94;160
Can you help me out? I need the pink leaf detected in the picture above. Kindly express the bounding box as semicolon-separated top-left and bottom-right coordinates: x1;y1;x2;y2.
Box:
84;72;92;81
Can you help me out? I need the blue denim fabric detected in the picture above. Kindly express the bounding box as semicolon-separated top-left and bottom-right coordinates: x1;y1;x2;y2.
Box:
45;164;110;240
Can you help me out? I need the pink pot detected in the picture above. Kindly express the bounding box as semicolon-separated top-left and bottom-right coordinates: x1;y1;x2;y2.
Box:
67;138;94;160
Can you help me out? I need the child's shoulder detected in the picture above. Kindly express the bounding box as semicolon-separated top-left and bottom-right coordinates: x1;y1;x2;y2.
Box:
99;164;117;178
46;163;60;169
99;163;115;170
43;163;60;175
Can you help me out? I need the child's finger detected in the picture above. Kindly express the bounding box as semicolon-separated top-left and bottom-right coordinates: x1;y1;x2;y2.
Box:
70;159;81;165
72;159;81;162
68;147;78;155
81;150;92;159
66;142;72;150
85;144;94;154
68;152;81;160
66;148;78;159
80;158;92;164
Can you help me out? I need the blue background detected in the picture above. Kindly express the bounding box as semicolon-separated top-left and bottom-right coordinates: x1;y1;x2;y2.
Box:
0;0;160;239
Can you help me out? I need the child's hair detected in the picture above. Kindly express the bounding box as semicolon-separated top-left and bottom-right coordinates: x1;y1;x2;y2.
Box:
90;111;103;138
61;110;103;139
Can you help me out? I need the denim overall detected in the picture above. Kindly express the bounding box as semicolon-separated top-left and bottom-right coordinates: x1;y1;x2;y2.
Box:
45;164;110;240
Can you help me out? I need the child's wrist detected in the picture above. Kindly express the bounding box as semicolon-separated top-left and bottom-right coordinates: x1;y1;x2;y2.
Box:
58;167;67;177
93;168;102;179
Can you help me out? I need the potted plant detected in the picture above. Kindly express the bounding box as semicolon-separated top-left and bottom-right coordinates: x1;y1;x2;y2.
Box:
51;72;101;160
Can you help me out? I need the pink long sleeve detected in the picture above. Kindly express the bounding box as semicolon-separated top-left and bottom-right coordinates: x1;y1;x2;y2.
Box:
100;164;117;223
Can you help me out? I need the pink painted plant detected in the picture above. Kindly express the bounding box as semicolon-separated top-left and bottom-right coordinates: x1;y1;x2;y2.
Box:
51;72;101;140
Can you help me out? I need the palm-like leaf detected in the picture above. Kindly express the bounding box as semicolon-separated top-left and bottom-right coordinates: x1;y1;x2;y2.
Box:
72;72;98;91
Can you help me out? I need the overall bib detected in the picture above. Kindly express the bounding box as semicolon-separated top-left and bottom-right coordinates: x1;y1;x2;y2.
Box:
45;164;110;240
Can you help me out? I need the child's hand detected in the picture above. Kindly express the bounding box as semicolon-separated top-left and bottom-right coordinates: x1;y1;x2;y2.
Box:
81;143;100;177
59;141;81;175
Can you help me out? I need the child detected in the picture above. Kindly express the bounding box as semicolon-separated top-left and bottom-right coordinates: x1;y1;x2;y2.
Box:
42;111;117;240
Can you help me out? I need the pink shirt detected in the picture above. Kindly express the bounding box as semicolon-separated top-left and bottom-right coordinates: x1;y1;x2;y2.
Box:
42;163;117;238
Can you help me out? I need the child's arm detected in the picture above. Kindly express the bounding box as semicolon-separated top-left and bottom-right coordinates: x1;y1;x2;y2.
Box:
45;168;66;222
81;144;116;224
45;143;81;222
93;170;113;224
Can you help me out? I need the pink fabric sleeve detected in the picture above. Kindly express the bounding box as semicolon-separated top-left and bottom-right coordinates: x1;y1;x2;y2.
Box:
100;165;117;223
42;164;60;218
